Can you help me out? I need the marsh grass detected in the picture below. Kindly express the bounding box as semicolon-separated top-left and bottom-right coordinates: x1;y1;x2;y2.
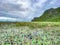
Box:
0;22;60;28
0;22;60;45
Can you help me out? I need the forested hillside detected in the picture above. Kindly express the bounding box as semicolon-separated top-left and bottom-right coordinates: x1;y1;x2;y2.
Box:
32;7;60;22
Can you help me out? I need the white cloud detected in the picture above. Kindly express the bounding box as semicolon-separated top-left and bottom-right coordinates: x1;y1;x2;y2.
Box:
4;0;31;9
0;17;23;21
49;0;57;4
0;0;59;21
0;0;47;17
0;0;48;21
0;17;19;20
33;0;47;8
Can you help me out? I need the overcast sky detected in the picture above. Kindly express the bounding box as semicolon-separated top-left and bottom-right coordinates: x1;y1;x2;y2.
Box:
0;0;60;21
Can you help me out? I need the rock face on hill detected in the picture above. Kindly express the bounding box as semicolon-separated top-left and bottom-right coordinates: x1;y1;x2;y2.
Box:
32;7;60;22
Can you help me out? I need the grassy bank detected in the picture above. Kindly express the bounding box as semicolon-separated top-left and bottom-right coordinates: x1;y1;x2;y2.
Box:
0;22;60;28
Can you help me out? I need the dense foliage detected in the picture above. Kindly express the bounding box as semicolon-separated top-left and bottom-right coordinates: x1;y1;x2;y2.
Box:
0;24;60;45
32;7;60;22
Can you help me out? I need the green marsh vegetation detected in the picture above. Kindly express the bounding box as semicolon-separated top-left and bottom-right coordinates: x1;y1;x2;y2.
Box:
0;22;60;45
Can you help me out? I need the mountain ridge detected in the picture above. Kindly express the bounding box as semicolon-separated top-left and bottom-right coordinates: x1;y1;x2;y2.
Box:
32;7;60;22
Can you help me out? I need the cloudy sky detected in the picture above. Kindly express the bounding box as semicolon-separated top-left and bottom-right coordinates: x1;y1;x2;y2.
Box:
0;0;60;21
